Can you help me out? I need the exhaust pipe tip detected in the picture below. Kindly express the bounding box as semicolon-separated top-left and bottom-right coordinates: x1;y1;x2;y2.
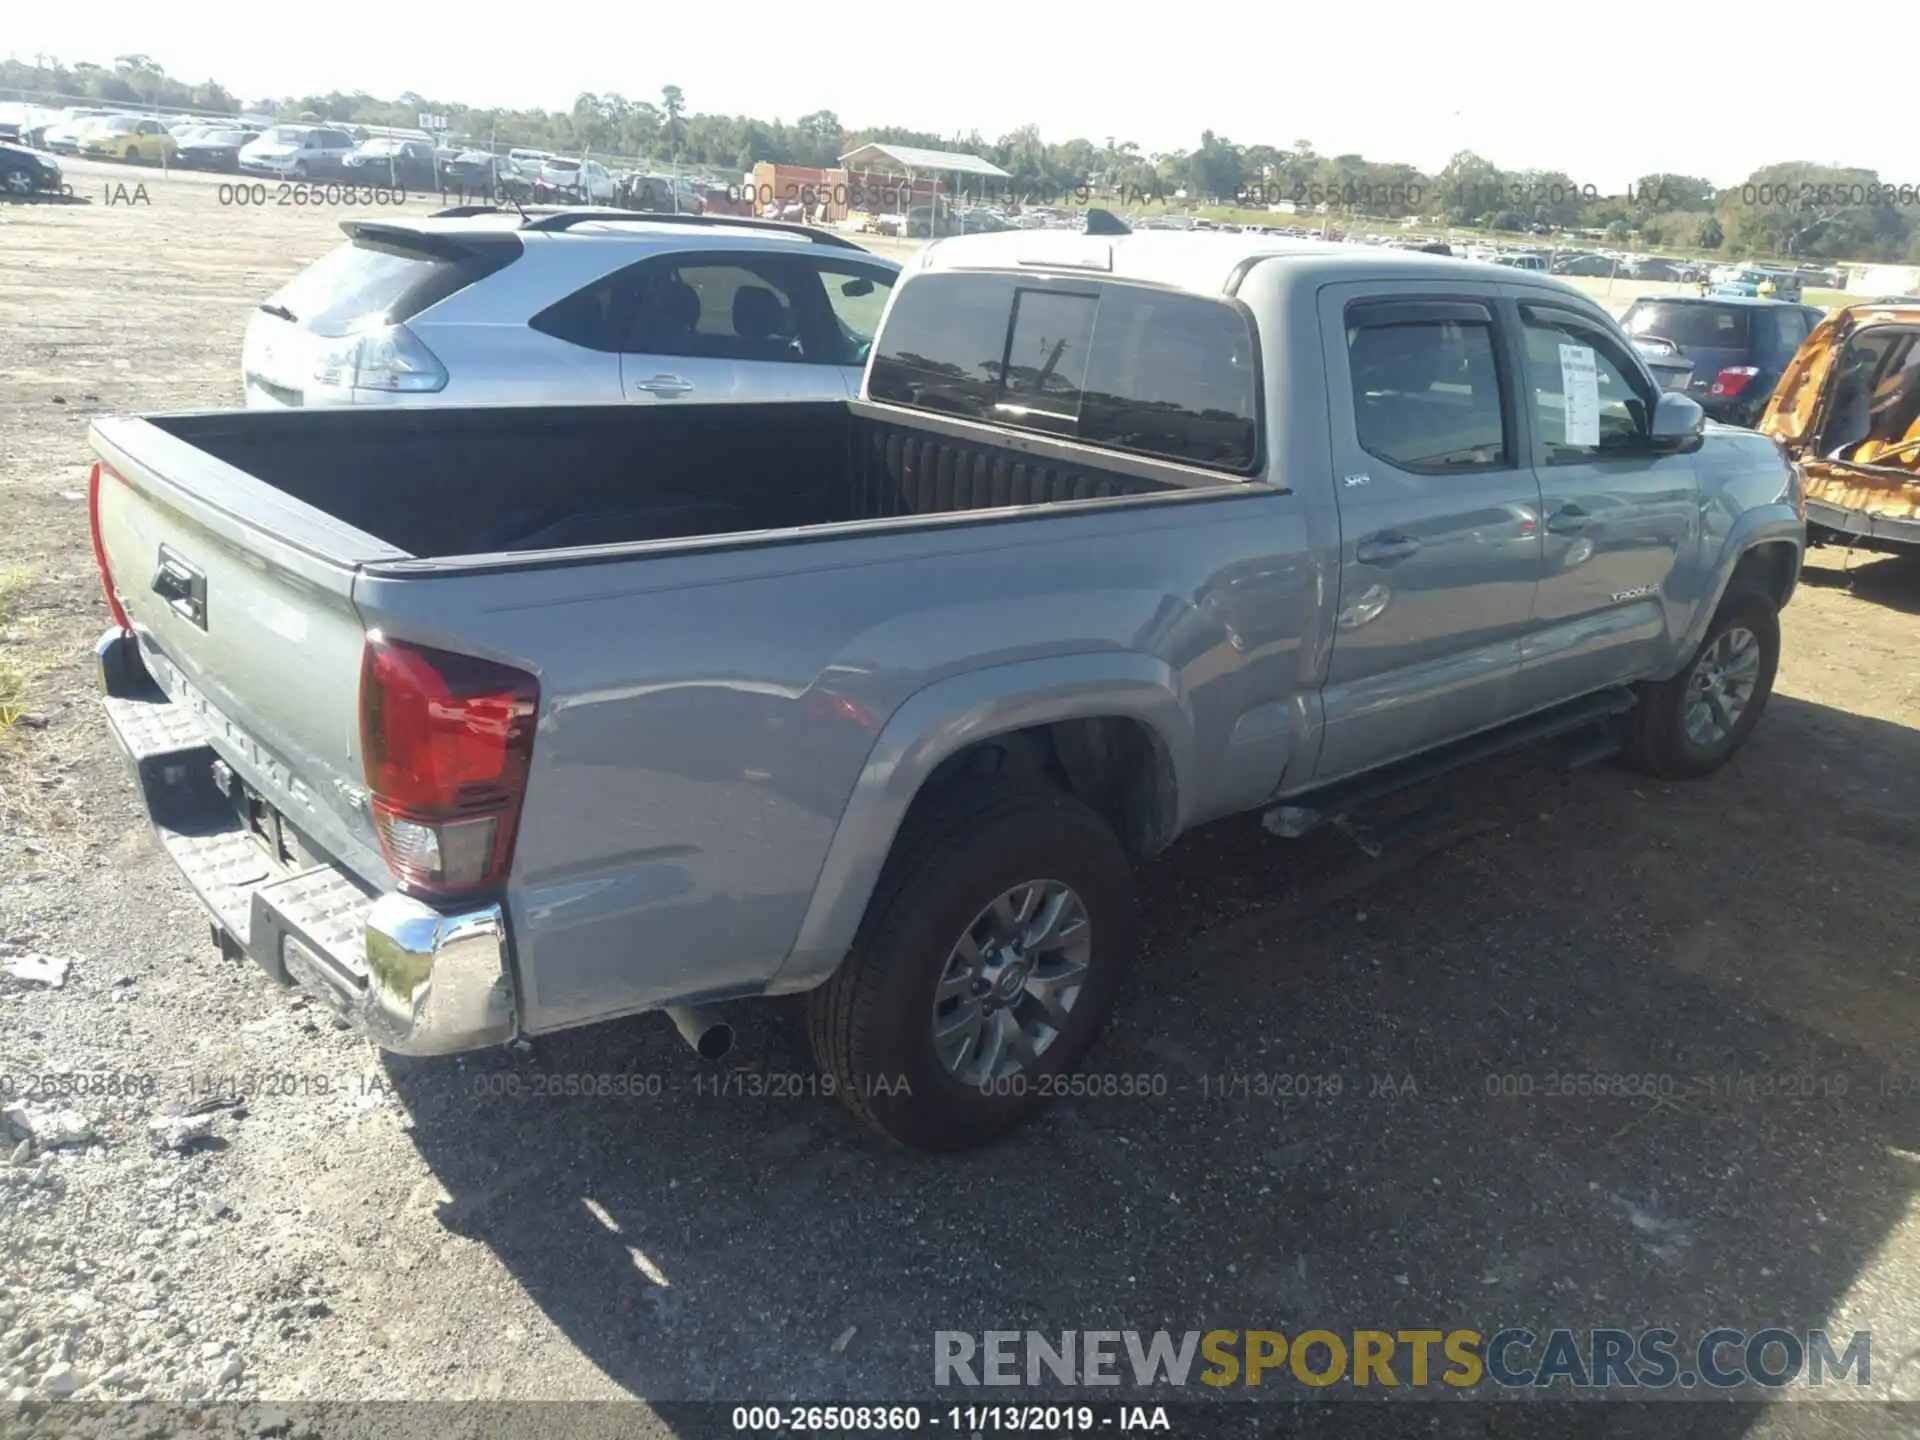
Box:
665;1005;734;1060
693;1022;734;1061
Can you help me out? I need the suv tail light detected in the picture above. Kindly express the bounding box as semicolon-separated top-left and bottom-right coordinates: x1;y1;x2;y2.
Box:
359;635;538;897
88;461;131;632
314;322;449;394
1708;365;1761;398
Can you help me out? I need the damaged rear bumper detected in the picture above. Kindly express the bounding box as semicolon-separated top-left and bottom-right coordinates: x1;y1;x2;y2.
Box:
94;628;517;1056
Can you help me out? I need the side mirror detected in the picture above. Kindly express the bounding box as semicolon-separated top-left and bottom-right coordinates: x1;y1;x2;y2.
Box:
1649;391;1706;453
840;278;875;298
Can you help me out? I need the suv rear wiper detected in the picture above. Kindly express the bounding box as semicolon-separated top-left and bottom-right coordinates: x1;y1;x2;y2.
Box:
257;302;297;323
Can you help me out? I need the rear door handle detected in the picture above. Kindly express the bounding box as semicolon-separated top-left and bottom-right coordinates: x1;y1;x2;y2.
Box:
1547;505;1591;534
635;374;693;397
1355;532;1421;564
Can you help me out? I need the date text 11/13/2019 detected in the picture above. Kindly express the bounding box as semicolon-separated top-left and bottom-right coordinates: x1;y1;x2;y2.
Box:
728;1405;1172;1431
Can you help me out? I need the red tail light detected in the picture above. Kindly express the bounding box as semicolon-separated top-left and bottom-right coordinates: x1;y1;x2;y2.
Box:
88;461;131;633
1708;366;1761;398
359;635;538;897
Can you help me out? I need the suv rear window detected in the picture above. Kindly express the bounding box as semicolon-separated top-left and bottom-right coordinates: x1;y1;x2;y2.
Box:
867;272;1259;473
266;233;521;337
1622;302;1751;351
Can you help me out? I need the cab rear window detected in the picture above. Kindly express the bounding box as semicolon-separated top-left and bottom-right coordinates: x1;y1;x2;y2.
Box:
867;272;1260;474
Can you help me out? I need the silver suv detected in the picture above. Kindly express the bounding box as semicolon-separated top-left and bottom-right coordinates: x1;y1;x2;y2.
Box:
238;124;356;179
239;209;901;408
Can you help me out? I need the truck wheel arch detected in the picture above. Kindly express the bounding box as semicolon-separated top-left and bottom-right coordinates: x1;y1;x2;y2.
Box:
767;653;1195;995
1669;515;1804;675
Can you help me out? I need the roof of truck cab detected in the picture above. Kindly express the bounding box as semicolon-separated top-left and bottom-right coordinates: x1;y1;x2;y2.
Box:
912;228;1590;297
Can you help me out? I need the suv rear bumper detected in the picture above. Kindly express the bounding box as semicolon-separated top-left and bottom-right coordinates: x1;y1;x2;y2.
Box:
95;628;517;1056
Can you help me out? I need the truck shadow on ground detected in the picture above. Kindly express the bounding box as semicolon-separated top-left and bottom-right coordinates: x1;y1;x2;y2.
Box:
386;692;1920;1435
1798;549;1920;616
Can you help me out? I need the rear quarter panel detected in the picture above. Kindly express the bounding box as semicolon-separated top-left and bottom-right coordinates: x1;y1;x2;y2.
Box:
354;491;1320;1033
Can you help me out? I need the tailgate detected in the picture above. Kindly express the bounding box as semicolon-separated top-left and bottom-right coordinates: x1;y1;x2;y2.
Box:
90;414;408;886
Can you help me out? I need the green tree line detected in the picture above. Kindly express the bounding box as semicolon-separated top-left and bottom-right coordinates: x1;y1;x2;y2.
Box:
6;55;1918;262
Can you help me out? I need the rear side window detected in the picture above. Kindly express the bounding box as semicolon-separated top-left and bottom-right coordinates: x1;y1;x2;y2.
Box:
267;235;520;337
1622;303;1751;351
533;254;867;366
867;272;1259;473
1345;302;1509;472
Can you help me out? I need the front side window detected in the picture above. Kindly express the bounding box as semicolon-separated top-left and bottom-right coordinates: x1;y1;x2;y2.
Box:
814;263;897;363
1346;307;1508;472
1519;307;1652;461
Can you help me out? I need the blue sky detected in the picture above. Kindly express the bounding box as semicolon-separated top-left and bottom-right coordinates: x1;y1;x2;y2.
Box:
9;0;1912;188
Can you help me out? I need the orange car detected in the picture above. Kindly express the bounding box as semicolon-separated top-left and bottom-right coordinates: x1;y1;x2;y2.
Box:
1761;300;1920;553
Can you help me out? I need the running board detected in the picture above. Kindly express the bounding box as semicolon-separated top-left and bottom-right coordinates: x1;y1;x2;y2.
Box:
1263;688;1638;841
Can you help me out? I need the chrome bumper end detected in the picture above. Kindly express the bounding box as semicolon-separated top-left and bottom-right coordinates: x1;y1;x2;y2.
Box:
96;629;518;1057
352;895;516;1055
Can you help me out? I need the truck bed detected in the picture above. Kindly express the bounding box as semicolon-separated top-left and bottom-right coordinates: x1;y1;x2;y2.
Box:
143;401;1197;560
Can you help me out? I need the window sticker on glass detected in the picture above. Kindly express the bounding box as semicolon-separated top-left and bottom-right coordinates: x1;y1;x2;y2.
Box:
1559;343;1601;448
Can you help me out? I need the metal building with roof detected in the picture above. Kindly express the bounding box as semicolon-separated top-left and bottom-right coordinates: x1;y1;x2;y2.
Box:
836;143;1011;182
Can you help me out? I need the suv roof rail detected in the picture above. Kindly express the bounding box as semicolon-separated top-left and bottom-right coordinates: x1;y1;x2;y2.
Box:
513;206;869;250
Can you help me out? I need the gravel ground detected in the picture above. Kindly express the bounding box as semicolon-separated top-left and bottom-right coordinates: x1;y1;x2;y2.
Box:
2;165;1919;1434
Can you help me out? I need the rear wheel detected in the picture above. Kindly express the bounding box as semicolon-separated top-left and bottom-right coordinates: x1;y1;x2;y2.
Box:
807;778;1138;1151
1620;581;1780;779
1;164;34;197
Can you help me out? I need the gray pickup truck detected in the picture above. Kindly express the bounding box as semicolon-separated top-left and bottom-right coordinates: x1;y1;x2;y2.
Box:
88;229;1806;1151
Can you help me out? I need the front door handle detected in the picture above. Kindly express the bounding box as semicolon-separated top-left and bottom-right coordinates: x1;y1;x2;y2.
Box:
635;373;694;397
1355;532;1421;564
1547;504;1591;534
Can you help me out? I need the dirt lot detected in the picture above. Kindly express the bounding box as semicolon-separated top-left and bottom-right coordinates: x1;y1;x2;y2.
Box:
2;166;1919;1433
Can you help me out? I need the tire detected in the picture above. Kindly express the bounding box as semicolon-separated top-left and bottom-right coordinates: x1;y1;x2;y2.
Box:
1620;581;1780;780
125;147;139;162
807;778;1138;1151
1;164;33;198
291;161;309;180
